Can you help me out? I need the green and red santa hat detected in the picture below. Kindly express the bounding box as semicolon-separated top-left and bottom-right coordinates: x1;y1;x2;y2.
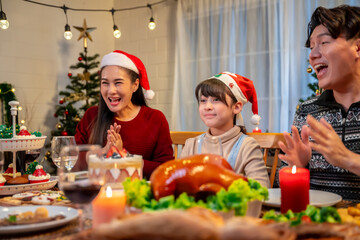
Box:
100;50;155;100
210;72;261;126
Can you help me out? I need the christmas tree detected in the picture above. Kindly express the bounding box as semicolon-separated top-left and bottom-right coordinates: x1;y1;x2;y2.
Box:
52;19;99;137
52;50;100;136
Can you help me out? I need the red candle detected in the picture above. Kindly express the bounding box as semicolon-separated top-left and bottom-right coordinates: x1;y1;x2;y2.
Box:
279;166;309;213
252;127;262;133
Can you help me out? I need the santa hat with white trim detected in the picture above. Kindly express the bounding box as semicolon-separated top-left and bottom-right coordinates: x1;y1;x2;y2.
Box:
210;72;261;126
100;50;155;100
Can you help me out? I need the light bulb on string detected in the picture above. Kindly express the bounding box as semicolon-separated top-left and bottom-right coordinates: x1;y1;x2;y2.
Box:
111;8;121;39
148;17;156;30
64;24;73;40
147;4;156;30
62;5;72;40
113;25;121;38
0;0;9;30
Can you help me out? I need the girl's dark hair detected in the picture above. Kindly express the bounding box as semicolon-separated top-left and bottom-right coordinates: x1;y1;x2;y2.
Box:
195;78;247;134
305;5;360;47
89;66;148;145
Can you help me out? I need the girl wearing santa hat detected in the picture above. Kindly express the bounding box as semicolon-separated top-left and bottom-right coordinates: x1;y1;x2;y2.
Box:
180;72;270;188
75;50;173;179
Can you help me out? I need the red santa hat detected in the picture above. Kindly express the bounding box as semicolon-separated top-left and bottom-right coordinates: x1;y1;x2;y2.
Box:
100;50;155;100
210;72;260;126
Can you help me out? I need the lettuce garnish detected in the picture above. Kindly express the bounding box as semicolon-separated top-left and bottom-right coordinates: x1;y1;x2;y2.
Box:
123;177;268;216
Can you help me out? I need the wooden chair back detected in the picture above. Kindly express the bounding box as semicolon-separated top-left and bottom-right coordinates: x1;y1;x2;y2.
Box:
170;131;204;159
247;132;285;188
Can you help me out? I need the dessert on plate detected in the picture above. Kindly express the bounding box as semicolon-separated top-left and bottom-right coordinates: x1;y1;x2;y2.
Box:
28;165;50;184
88;146;143;187
0;174;5;186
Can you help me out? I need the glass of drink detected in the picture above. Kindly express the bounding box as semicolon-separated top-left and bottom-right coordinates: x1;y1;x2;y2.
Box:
58;144;105;231
51;136;77;171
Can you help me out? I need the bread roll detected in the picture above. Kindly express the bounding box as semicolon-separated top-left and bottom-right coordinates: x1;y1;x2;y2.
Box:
7;176;29;185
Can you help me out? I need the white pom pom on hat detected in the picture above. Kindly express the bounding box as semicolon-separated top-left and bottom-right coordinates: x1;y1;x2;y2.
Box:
100;50;154;100
210;72;261;126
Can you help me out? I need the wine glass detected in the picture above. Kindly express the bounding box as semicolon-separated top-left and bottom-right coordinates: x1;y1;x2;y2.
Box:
196;135;223;156
58;144;105;231
51;136;77;171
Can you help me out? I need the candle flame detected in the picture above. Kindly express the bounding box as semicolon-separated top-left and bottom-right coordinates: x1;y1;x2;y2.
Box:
106;186;113;198
291;165;297;174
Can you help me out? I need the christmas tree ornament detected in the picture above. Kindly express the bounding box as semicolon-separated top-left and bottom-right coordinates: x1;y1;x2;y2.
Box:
73;19;96;49
307;67;312;73
73;116;81;122
54;113;58;118
77;71;90;81
61;131;68;136
65;109;69;115
78;57;83;61
45;151;51;157
56;123;62;129
68;72;72;77
59;98;64;104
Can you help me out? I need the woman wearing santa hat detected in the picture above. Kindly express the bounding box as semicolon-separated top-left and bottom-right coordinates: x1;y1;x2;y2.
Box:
180;72;270;188
75;50;173;179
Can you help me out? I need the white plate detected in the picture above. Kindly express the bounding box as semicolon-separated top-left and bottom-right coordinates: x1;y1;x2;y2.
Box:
0;205;78;234
0;176;58;195
263;188;342;208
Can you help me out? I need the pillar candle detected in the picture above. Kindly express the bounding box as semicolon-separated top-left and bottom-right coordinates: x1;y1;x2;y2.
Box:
279;166;309;213
252;127;262;133
92;186;126;227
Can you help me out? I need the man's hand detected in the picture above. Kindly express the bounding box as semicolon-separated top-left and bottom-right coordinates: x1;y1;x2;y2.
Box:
278;125;312;168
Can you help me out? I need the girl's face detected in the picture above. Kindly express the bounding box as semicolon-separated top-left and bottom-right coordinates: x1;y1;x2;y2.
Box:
198;94;242;134
100;66;139;113
309;25;359;91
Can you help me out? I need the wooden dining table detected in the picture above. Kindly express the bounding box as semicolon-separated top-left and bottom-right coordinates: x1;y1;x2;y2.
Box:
0;197;357;240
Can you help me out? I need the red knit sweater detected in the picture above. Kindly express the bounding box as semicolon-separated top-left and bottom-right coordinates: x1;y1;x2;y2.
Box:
75;106;174;179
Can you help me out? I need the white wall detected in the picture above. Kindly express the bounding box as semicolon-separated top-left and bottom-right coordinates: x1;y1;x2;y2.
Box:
0;0;177;141
113;0;177;127
0;0;115;141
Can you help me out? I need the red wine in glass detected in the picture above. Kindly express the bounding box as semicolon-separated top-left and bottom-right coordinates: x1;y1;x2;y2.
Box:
62;181;101;204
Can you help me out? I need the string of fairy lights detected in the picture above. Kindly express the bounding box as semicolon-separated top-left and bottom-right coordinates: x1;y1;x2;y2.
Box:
0;0;168;39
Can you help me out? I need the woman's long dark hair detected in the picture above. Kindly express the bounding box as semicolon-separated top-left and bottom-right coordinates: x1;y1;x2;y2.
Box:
195;78;247;134
88;66;148;146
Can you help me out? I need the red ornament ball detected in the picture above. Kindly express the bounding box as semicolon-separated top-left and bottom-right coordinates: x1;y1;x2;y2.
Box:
68;72;72;77
65;110;69;115
61;131;68;136
78;57;83;61
59;99;64;104
54;113;58;118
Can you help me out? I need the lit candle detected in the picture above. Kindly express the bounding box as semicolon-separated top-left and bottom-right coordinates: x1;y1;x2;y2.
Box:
92;186;126;227
279;165;309;213
252;127;262;133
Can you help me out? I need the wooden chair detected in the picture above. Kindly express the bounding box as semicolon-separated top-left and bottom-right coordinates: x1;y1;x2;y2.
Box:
247;132;285;188
170;131;204;159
